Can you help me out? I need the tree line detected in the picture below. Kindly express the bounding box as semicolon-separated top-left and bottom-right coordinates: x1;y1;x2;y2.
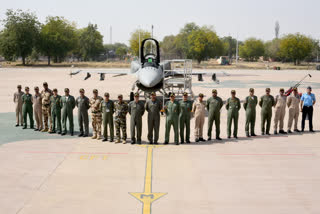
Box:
0;9;319;66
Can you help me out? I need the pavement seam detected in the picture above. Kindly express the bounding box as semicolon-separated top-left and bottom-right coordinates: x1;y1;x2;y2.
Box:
15;143;76;214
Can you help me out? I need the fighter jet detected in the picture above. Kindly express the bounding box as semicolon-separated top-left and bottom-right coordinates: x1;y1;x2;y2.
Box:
70;38;224;100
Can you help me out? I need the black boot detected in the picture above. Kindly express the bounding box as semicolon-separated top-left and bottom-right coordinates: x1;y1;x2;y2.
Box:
195;138;199;142
216;137;222;140
251;133;257;137
199;138;206;142
78;133;84;137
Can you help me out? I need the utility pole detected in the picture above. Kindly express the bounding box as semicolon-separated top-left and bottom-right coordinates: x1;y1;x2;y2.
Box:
236;38;239;64
110;26;112;44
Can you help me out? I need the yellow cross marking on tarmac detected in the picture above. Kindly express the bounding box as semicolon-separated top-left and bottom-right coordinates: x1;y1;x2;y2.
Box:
129;145;167;214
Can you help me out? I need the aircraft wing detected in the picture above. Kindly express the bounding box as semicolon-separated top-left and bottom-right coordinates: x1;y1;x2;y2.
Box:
70;69;129;76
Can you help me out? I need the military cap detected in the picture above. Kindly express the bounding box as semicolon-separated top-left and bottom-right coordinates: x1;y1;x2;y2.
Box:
104;92;110;97
231;90;236;94
266;88;271;92
79;88;85;93
183;92;188;96
17;85;22;88
293;87;297;91
279;88;284;91
212;89;217;93
93;89;98;93
249;88;254;92
150;92;156;96
25;86;29;90
34;86;39;90
170;93;175;97
199;93;204;97
64;88;69;92
43;82;48;86
307;86;312;90
118;94;123;98
53;88;58;92
134;92;139;97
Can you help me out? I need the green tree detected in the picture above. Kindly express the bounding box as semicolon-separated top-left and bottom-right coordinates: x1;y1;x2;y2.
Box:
187;26;223;64
174;22;200;58
38;16;78;65
0;9;40;65
129;29;151;57
279;33;313;65
161;35;179;59
264;38;281;61
239;38;265;61
221;36;237;59
79;24;104;61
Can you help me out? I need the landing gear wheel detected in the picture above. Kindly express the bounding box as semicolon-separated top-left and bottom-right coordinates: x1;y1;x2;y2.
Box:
130;92;134;101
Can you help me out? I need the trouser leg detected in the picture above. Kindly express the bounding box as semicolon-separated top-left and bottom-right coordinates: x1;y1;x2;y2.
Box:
287;109;294;130
23;108;27;128
92;116;97;136
110;119;114;140
194;116;200;139
29;107;34;128
121;119;127;140
294;110;299;130
266;112;272;133
251;113;256;135
301;107;307;130
234;112;239;137
199;116;204;138
103;119;108;139
273;110;279;131
137;119;142;142
165;120;171;142
131;119;136;141
52;113;56;131
261;113;266;133
186;118;190;142
279;108;285;130
62;112;67;133
179;117;185;142
84;112;89;135
147;118;153;142
308;107;313;131
227;114;232;137
154;118;160;143
69;113;74;134
79;114;84;134
57;113;61;133
115;120;121;140
173;119;179;143
215;115;220;138
207;116;213;138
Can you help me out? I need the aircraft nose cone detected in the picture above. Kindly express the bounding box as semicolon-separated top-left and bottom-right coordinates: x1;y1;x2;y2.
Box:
138;67;162;88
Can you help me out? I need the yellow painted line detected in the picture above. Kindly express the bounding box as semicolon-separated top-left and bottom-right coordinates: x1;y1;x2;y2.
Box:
129;145;167;214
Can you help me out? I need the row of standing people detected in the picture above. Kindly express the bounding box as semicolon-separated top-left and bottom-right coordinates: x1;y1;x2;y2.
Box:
14;83;316;145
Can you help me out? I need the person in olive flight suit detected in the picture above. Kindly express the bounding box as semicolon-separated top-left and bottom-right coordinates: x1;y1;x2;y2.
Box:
49;88;62;134
101;92;115;142
61;88;76;136
128;93;145;144
179;92;193;144
164;93;180;145
13;85;24;126
145;92;162;144
76;89;90;137
259;88;275;135
226;90;241;139
243;88;258;137
21;87;34;129
114;94;129;144
207;89;223;141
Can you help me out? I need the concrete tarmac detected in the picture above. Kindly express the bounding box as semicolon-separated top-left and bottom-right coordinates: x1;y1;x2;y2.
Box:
0;67;319;214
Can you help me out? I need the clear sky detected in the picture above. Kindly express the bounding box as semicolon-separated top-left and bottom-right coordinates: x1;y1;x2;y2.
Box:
0;0;319;44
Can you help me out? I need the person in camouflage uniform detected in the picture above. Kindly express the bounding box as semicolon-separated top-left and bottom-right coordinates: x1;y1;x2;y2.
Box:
145;92;162;144
243;88;258;137
61;88;76;136
164;93;180;145
207;89;223;141
49;88;62;134
128;92;145;144
90;89;103;140
259;88;275;135
21;87;34;129
114;94;128;144
13;85;24;126
179;92;193;144
41;82;53;132
226;90;241;139
76;88;90;137
101;92;115;142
